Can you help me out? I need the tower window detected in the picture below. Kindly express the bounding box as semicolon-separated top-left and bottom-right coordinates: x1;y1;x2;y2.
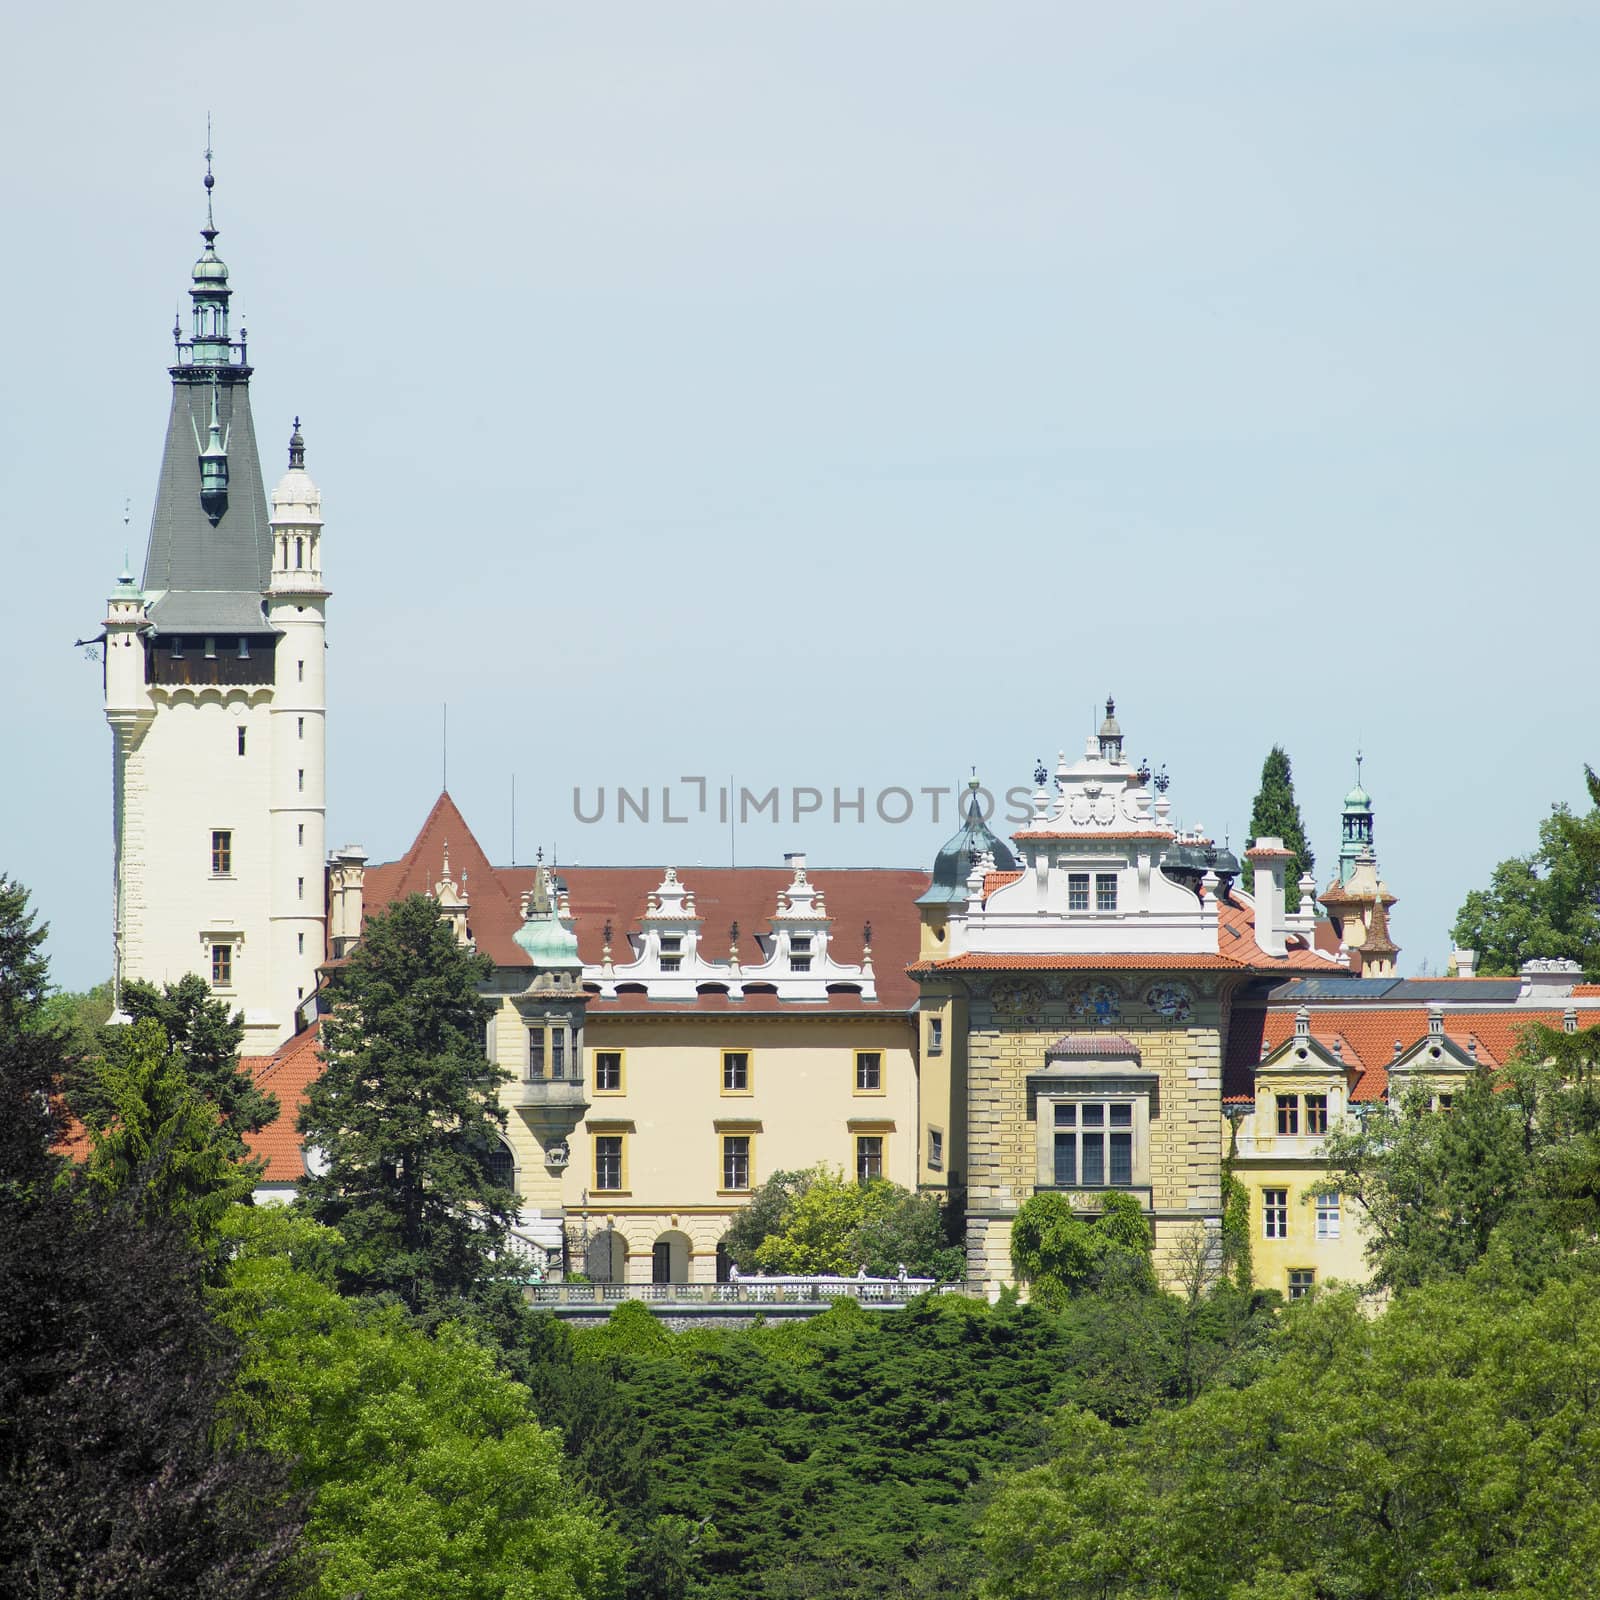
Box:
297;876;305;901
237;727;246;756
297;716;304;739
297;659;304;683
297;823;304;845
211;943;233;987
297;932;305;955
297;769;304;793
211;830;232;876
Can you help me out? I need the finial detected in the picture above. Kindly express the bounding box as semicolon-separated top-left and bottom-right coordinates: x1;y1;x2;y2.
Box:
202;115;217;237
862;920;872;951
1356;749;1364;785
1033;757;1048;788
1106;695;1115;718
288;416;305;469
535;845;544;865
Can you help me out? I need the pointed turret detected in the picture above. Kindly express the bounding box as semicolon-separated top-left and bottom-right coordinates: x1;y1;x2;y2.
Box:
142;146;270;634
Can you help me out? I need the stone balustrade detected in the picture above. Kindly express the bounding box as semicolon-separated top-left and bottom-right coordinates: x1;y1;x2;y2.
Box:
525;1274;950;1309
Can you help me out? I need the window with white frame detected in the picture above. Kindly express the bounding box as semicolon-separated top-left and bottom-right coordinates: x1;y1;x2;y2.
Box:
1263;1188;1288;1239
1067;873;1090;911
659;934;682;973
1315;1193;1340;1239
790;934;812;973
1095;873;1118;912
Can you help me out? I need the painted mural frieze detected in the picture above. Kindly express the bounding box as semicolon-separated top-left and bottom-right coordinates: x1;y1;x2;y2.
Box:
1144;982;1193;1021
1068;982;1122;1023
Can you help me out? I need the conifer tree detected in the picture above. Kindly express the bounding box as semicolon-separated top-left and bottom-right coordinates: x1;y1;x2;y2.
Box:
298;893;517;1310
0;876;304;1597
1241;745;1316;912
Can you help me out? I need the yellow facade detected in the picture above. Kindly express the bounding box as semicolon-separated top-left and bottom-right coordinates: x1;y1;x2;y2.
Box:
488;1000;918;1283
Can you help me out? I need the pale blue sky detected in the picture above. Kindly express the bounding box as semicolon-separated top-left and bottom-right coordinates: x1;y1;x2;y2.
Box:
4;1;1597;987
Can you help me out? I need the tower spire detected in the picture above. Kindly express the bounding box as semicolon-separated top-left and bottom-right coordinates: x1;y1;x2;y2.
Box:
203;114;216;235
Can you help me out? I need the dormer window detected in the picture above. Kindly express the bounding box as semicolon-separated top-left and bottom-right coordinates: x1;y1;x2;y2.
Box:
204;637;217;659
171;636;183;658
659;933;682;973
790;934;813;973
238;637;249;659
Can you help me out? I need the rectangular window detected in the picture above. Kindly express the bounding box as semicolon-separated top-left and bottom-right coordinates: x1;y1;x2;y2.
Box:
1276;1094;1300;1136
928;1016;943;1054
297;659;304;682
1315;1193;1340;1240
1096;873;1118;912
238;637;249;658
856;1135;884;1185
928;1128;944;1170
722;1051;750;1093
1305;1093;1328;1134
1051;1100;1134;1188
1068;872;1090;911
297;716;305;740
528;1030;546;1080
594;1051;623;1093
211;943;233;987
204;636;217;659
722;1134;752;1191
855;1051;883;1093
790;934;812;973
297;876;304;901
551;1029;566;1080
170;636;183;658
594;1135;624;1192
297;932;305;955
1288;1268;1316;1300
1437;1093;1454;1114
1264;1188;1288;1239
211;829;232;876
297;769;305;793
297;823;304;846
237;726;246;756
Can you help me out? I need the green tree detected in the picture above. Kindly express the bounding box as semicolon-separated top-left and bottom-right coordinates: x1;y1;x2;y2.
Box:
214;1208;624;1600
82;1015;260;1242
104;974;278;1148
1452;767;1600;976
745;1165;962;1278
298;893;515;1310
1010;1192;1154;1309
981;1262;1600;1600
721;1166;812;1270
38;976;113;1064
1322;1023;1600;1293
0;878;304;1598
1240;746;1315;912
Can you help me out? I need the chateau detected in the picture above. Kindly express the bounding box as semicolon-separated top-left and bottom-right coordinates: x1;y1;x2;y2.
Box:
100;168;1600;1298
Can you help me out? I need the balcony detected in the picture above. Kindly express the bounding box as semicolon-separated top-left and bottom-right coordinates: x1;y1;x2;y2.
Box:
502;1073;590;1114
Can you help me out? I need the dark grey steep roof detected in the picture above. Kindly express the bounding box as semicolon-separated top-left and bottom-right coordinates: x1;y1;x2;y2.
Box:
141;374;272;633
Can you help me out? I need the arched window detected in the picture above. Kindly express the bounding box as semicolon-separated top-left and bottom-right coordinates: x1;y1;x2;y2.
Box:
295;536;304;569
484;1139;515;1192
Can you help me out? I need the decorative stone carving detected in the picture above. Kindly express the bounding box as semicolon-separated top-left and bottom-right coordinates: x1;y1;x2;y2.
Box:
1144;981;1193;1021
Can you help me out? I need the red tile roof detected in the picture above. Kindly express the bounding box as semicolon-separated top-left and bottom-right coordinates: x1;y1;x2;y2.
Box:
1224;1006;1581;1105
362;792;930;1009
243;1022;323;1183
912;951;1247;972
982;870;1024;898
1011;829;1177;842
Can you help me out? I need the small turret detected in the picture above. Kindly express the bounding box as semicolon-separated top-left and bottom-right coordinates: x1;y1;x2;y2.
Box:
268;418;324;592
194;380;230;520
1097;696;1124;763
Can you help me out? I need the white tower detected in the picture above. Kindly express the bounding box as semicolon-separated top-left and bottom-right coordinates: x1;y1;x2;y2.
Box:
266;420;329;1029
101;155;326;1051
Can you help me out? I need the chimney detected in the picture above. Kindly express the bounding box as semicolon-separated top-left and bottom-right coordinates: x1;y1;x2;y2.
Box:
784;852;807;872
1246;837;1292;959
1452;947;1477;979
327;846;368;958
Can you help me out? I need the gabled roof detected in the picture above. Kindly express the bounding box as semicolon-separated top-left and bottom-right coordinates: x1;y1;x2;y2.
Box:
362;794;929;1009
